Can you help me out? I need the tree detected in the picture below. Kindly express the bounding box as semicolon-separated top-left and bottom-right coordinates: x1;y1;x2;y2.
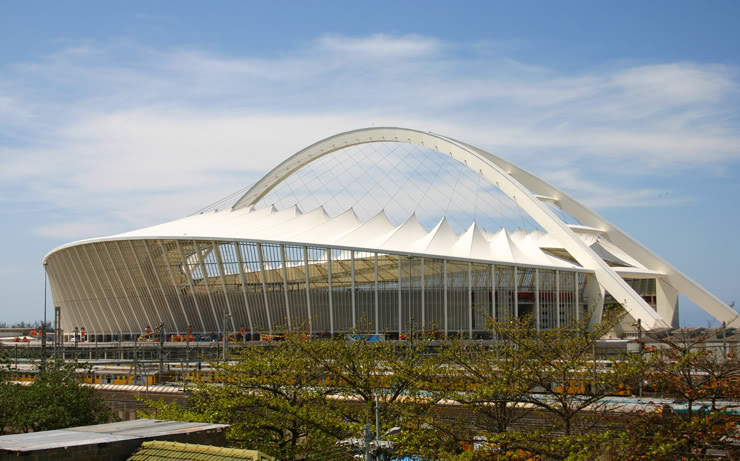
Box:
0;358;115;434
435;310;646;461
296;333;443;459
632;328;740;458
0;343;9;380
496;311;640;436
144;333;351;460
143;331;442;460
397;334;533;458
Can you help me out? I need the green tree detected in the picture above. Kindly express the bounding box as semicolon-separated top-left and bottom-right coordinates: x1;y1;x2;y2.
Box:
424;310;646;461
628;328;740;458
646;328;740;413
143;331;441;460
144;333;350;460
0;359;115;434
296;333;443;459
397;334;532;458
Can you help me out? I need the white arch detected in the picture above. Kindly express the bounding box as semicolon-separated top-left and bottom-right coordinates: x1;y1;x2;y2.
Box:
233;127;739;329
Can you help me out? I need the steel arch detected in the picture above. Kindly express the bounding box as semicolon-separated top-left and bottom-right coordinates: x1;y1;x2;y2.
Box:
233;127;739;329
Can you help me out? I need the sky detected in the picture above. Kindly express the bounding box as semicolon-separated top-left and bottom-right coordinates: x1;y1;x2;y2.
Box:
1;1;739;327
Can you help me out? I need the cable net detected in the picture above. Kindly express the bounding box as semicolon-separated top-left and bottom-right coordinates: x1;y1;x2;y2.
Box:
198;141;583;234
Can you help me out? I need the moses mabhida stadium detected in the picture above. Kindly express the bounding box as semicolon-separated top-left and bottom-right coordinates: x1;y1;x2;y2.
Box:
43;127;739;342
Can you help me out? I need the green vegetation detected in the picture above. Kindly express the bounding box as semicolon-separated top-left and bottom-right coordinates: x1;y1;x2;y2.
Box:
141;314;740;460
0;358;116;435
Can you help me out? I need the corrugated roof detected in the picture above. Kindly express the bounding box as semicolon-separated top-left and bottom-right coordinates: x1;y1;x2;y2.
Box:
0;419;229;452
128;441;274;461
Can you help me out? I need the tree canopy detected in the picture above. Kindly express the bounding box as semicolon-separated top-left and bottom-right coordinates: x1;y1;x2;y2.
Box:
0;359;116;435
142;316;740;460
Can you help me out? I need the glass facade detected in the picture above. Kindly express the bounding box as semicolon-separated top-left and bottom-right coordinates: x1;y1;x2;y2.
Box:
46;239;586;340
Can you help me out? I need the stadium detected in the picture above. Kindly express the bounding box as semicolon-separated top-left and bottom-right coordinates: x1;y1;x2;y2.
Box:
43;127;739;342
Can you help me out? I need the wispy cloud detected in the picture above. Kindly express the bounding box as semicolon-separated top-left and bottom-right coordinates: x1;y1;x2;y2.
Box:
318;34;444;58
1;34;738;240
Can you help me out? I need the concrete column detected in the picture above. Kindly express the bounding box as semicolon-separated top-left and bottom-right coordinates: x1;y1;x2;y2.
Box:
656;278;680;328
585;273;606;329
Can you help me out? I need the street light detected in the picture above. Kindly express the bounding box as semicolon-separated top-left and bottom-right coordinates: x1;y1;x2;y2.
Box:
42;261;48;373
382;427;401;437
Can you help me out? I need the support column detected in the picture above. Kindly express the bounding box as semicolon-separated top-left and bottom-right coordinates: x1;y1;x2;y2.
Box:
656;278;680;328
94;243;134;334
176;240;206;332
443;259;448;337
143;241;178;334
575;272;581;323
214;243;236;332
107;242;144;333
194;241;219;332
555;271;561;328
328;248;334;337
468;262;473;339
129;242;163;330
75;246;115;334
256;243;272;334
398;255;402;338
116;241;154;329
585;273;606;329
58;251;97;335
280;245;291;328
351;251;356;330
535;269;540;331
233;242;254;334
491;265;497;323
374;253;379;335
303;246;313;335
420;257;425;331
514;266;519;319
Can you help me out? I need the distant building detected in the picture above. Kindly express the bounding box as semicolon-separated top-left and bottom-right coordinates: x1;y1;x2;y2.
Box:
43;128;739;341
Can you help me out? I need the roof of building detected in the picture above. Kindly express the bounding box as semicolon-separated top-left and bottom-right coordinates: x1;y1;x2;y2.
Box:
0;419;229;453
128;441;274;461
80;203;653;272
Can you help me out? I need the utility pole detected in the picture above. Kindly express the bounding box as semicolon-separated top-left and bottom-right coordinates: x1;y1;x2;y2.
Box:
42;262;48;373
53;306;61;361
364;424;373;461
722;321;728;361
375;394;381;441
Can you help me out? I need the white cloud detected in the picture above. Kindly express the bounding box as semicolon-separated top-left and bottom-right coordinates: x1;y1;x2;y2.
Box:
541;168;692;209
317;33;443;58
1;34;739;241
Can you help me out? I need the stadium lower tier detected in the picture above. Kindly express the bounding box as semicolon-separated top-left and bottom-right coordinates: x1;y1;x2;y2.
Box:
45;239;593;342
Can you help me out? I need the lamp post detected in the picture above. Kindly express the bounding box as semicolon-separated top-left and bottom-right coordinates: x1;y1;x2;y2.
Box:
42;262;48;373
222;314;232;361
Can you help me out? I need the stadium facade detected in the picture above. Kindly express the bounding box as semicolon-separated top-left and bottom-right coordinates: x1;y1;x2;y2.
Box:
43;127;739;341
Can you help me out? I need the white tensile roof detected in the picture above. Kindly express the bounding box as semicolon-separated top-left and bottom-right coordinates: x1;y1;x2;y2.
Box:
108;204;659;272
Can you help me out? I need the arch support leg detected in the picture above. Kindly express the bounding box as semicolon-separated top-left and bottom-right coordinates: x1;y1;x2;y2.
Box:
585;274;606;330
657;279;679;328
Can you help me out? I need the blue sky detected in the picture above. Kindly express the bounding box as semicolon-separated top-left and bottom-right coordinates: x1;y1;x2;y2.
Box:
1;1;739;327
